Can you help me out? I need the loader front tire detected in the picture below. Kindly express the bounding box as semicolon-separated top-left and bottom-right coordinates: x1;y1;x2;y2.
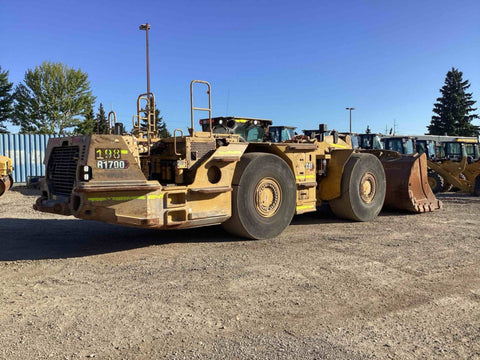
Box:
474;175;480;197
222;153;296;239
329;153;386;222
428;171;444;193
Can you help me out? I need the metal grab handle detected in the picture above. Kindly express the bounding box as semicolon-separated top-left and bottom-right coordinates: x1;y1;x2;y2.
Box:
190;80;212;137
174;129;184;156
108;110;117;134
132;115;139;131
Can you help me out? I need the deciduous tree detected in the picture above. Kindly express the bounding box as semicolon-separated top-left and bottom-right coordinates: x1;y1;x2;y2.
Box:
0;66;13;133
12;61;95;135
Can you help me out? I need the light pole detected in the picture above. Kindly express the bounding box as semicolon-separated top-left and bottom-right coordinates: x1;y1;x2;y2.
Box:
139;23;151;95
346;107;355;133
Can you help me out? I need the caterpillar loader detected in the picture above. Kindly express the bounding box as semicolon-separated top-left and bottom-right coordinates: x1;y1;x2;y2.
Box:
0;155;13;197
426;138;480;195
381;135;480;196
34;81;439;239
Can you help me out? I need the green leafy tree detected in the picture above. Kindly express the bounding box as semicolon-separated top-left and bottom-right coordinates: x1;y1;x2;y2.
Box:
427;68;479;136
74;107;96;134
141;107;171;138
0;66;14;133
96;103;108;134
12;61;95;135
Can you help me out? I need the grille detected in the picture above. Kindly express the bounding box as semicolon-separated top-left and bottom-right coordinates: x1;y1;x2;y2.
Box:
47;146;79;196
190;141;216;163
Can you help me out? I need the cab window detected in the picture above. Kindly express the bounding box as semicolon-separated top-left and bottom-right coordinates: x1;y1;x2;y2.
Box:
384;139;403;153
404;139;414;154
416;141;426;155
444;142;464;158
246;126;265;142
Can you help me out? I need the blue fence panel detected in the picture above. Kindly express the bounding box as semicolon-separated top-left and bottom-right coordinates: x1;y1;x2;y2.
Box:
0;134;56;183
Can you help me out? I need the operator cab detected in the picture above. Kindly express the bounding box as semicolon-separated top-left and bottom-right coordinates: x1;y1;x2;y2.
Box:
268;126;296;143
382;137;415;155
434;137;479;162
415;139;436;159
200;116;272;142
357;134;383;150
465;142;480;161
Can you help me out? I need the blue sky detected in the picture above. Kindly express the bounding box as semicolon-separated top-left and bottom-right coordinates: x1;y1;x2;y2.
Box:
1;0;479;135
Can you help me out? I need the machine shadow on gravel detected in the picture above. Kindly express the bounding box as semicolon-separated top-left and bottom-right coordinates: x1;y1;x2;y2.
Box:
10;186;40;196
0;218;241;261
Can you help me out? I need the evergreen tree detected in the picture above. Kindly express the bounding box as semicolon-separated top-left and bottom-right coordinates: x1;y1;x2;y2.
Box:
96;103;108;134
74;107;96;134
141;107;171;138
12;61;95;135
427;68;479;136
157;109;171;138
0;66;14;133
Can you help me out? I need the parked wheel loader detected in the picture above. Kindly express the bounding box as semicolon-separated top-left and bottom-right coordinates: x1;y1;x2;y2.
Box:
34;81;439;239
0;155;13;198
426;138;480;196
380;135;480;196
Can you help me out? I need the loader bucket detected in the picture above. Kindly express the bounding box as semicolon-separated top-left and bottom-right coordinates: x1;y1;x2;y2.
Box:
0;175;13;198
362;150;442;212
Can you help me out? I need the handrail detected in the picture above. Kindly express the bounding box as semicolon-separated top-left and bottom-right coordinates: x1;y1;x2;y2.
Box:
132;115;139;132
108;110;117;134
133;92;156;155
174;129;184;156
190;80;212;137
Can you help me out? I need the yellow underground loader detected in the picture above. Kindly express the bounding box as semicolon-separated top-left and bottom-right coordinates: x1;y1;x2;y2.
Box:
34;81;440;239
0;155;13;197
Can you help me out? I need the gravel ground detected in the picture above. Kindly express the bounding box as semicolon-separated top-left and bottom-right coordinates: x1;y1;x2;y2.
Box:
0;186;479;359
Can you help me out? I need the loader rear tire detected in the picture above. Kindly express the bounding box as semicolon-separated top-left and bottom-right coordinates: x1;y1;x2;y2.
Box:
428;171;444;193
329;153;385;222
222;153;296;239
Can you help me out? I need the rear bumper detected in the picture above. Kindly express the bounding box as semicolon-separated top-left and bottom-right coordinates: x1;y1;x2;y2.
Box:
35;173;232;229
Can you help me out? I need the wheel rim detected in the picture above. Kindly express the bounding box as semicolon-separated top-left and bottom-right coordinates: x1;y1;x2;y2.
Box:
428;176;437;189
359;172;377;204
255;177;282;217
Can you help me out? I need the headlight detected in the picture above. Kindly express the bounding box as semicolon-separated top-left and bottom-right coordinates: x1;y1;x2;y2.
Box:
79;165;92;181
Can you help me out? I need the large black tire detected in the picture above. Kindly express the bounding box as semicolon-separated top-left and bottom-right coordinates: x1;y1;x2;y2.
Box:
428;171;444;193
0;175;13;197
442;182;453;192
329;153;386;222
222;153;296;239
474;175;480;197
